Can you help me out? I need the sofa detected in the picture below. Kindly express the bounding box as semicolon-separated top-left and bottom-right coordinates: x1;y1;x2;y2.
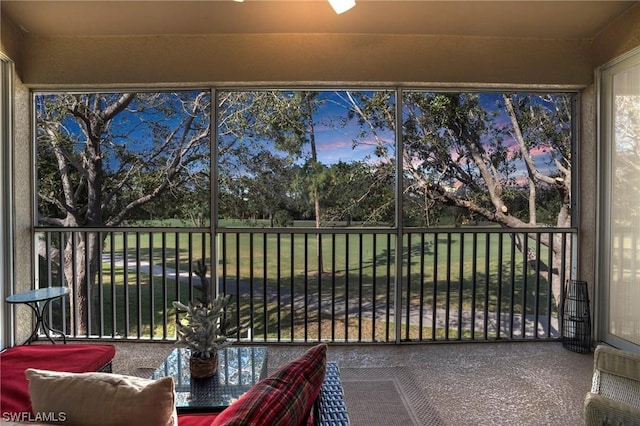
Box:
1;343;349;426
584;345;640;426
0;344;116;417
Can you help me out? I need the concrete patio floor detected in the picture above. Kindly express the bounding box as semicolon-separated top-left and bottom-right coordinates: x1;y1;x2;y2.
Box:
109;340;594;425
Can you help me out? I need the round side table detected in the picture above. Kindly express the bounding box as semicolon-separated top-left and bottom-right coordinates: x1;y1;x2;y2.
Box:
6;287;70;345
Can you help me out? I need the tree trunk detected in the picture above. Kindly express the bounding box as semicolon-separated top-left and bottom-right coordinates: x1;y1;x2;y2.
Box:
306;94;324;274
62;231;101;336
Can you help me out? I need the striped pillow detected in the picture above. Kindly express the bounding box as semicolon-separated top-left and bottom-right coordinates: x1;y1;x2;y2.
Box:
211;344;327;426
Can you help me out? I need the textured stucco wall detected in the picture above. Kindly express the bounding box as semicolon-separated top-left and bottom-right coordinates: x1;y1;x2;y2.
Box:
593;3;640;68
11;76;34;344
0;13;22;73
578;84;598;332
20;34;593;87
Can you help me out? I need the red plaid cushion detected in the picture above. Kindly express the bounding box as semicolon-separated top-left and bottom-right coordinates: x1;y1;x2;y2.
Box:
211;344;327;426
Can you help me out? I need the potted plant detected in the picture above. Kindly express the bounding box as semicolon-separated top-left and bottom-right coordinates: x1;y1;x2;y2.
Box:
173;261;237;379
173;295;233;378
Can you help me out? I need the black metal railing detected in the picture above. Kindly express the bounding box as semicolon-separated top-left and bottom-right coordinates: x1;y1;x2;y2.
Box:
33;226;575;343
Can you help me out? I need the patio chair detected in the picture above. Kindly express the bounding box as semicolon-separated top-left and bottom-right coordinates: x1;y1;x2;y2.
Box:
584;345;640;425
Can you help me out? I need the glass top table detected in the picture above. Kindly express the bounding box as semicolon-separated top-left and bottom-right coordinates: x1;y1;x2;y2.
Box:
5;287;70;344
152;346;267;413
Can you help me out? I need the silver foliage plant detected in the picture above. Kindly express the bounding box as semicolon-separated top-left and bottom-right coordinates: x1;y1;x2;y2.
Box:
173;260;235;360
173;294;233;359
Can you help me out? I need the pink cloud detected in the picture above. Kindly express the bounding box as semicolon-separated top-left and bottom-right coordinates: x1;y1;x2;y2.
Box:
503;142;551;160
529;146;549;156
318;139;352;151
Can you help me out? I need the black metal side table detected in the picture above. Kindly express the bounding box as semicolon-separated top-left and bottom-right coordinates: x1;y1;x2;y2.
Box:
5;287;70;345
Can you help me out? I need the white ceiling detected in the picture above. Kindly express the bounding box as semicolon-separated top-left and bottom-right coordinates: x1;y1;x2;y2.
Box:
2;0;638;39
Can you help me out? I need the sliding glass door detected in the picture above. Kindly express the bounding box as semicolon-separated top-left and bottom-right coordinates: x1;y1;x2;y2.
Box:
601;48;640;351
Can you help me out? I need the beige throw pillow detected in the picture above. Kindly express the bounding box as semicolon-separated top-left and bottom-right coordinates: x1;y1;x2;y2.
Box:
26;368;177;426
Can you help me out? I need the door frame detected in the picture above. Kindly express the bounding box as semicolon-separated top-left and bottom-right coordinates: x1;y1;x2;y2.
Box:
0;53;15;350
597;46;640;352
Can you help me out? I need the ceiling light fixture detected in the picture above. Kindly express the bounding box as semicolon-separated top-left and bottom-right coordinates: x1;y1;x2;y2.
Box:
232;0;353;15
328;0;356;14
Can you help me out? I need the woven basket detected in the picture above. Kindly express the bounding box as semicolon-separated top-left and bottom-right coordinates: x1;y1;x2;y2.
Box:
189;353;218;379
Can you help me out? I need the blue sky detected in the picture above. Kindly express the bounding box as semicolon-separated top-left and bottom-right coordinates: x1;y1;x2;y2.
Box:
291;91;566;183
